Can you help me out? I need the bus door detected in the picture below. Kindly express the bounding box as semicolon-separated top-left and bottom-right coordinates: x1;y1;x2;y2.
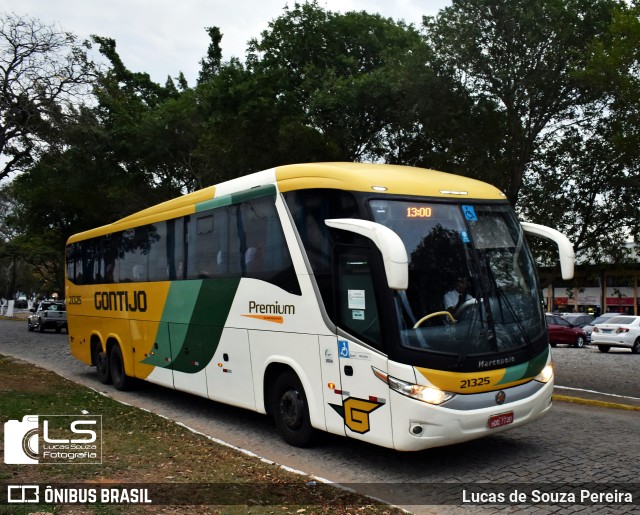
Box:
334;247;392;447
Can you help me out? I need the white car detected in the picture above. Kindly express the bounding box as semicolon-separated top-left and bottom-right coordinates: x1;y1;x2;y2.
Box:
27;301;67;333
581;312;619;342
591;315;640;353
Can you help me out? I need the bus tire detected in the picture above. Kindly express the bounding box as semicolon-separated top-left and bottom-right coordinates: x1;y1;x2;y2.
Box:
95;349;112;384
598;345;610;353
109;344;131;391
271;370;315;447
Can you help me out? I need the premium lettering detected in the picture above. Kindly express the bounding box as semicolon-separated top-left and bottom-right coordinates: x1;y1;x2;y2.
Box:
248;300;295;315
94;291;147;312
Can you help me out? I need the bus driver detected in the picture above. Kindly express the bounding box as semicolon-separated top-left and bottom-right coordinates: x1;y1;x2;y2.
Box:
444;276;474;314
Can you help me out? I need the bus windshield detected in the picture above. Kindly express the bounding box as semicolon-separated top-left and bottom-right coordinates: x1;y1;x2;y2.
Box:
369;200;546;358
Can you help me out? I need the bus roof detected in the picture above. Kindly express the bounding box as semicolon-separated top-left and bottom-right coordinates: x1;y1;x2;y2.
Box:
68;162;506;243
275;162;505;198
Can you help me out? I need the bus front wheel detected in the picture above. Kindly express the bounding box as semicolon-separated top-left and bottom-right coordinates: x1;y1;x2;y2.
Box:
109;344;132;391
271;371;315;447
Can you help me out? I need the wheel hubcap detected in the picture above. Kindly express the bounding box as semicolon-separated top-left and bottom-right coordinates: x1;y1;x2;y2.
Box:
280;389;303;430
97;353;108;374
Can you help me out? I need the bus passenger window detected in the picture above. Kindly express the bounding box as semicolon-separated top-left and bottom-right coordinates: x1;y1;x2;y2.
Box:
147;222;168;281
233;197;300;295
119;227;149;282
65;243;80;284
187;211;222;279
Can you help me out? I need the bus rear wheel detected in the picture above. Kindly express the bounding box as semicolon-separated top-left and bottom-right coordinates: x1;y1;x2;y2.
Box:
93;344;112;385
109;344;132;391
271;371;315;447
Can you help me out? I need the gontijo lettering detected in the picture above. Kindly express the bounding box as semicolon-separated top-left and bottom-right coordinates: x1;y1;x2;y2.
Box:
94;291;147;312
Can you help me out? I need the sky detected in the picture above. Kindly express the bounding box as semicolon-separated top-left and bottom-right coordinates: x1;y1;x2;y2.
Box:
5;0;451;86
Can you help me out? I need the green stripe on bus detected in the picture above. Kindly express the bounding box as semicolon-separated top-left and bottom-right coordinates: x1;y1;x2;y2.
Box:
525;346;549;377
169;278;240;373
141;278;241;373
195;184;276;213
497;347;549;385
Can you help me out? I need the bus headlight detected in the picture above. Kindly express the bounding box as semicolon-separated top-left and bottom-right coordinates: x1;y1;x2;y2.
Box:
372;367;454;405
534;364;553;383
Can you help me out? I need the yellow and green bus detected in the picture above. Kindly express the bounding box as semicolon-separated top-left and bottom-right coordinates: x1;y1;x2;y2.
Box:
65;162;573;451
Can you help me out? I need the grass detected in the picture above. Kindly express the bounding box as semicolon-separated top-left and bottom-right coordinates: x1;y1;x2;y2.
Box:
0;354;402;514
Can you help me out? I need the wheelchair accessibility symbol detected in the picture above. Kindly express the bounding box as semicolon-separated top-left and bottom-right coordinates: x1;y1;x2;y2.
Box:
462;205;477;221
338;340;350;358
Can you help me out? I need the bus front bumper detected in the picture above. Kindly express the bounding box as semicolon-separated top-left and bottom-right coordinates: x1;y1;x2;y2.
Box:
390;378;553;451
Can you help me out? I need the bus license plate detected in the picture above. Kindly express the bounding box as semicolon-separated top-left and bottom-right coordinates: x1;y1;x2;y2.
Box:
488;411;514;429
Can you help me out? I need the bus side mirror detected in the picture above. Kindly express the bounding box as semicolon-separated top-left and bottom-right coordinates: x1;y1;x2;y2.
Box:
325;219;408;290
521;222;575;280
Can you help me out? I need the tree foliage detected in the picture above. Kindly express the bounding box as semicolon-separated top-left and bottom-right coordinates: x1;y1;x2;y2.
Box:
2;1;640;295
423;0;622;204
0;13;94;182
246;1;425;161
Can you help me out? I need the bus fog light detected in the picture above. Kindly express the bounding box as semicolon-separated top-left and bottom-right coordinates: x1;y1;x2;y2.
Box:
535;364;553;383
410;423;424;435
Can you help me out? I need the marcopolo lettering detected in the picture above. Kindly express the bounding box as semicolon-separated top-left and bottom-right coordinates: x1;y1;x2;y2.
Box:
248;300;295;315
94;291;147;312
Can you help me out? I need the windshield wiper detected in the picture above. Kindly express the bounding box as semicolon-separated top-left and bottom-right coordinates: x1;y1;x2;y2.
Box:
495;285;537;356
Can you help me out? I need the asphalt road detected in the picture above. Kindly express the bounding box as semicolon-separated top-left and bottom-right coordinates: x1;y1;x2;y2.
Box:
1;318;639;513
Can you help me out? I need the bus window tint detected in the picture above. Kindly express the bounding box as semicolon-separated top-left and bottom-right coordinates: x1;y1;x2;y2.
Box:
235;197;299;294
336;250;381;346
66;193;300;294
119;227;150;282
187;212;221;279
283;189;360;316
147;222;166;281
65;243;80;284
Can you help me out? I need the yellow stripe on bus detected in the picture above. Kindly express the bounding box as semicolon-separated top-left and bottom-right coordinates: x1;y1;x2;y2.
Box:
415;366;530;394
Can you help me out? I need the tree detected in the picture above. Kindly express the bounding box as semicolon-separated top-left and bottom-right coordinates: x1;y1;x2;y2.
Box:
520;2;640;261
198;26;223;83
520;123;640;263
382;40;509;187
423;0;624;205
246;1;426;162
90;36;193;196
0;12;94;182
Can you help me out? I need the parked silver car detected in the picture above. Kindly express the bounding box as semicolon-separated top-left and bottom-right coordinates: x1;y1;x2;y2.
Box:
560;313;593;327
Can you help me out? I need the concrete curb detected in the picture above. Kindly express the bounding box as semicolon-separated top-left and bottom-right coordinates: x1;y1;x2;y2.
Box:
552;394;640;411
